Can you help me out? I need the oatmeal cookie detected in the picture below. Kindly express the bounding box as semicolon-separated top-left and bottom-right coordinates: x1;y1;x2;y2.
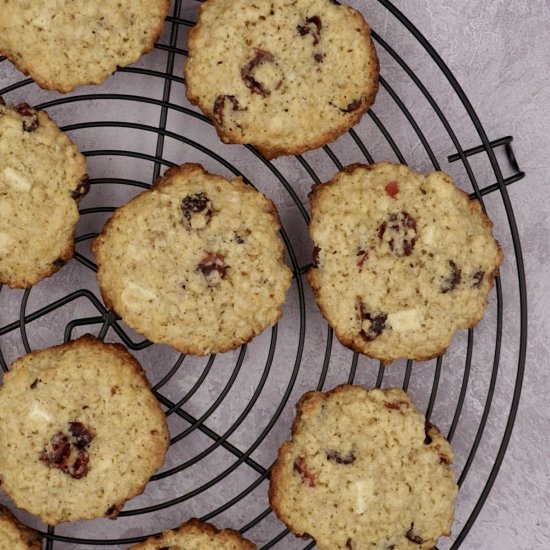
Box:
185;0;379;158
269;385;457;550
308;162;503;363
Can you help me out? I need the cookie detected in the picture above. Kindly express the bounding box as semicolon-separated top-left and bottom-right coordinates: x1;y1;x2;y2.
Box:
93;163;292;356
269;385;457;550
0;98;88;288
308;162;503;363
0;505;42;550
0;0;170;93
185;0;379;159
129;518;256;549
0;335;169;525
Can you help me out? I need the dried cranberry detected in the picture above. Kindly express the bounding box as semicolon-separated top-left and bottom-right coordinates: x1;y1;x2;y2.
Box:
67;450;90;479
106;504;122;517
198;253;228;283
441;260;461;293
473;270;485;288
241;49;275;96
424;421;433;445
346;539;353;549
312;245;321;268
405;525;425;545
378;212;417;257
356;249;368;269
15;103;34;117
40;432;71;469
385;180;399;198
293;456;316;487
69;421;94;449
297;16;322;45
326;450;356;464
213;94;242;127
314;52;325;63
71;175;90;200
15;103;39;132
358;299;387;341
30;378;40;389
341;98;362;113
385;401;409;411
182;192;212;230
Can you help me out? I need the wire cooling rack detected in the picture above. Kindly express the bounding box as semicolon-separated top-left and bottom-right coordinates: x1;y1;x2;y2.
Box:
0;1;527;548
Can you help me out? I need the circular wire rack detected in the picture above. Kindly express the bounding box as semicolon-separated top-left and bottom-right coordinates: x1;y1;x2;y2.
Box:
0;1;527;549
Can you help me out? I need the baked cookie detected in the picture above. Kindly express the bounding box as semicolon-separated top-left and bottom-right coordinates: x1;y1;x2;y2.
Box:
269;385;457;550
0;1;170;93
185;0;379;159
0;335;169;525
0;98;88;288
129;518;256;549
308;162;503;363
0;505;42;550
93;163;292;356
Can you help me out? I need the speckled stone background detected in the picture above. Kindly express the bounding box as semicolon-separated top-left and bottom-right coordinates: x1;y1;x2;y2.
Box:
0;1;548;549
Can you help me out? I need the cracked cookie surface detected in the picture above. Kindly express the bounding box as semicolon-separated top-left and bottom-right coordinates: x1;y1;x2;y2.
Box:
0;335;169;525
93;163;292;356
129;518;256;549
269;385;457;550
0;99;88;288
0;0;170;92
308;162;503;363
185;0;379;158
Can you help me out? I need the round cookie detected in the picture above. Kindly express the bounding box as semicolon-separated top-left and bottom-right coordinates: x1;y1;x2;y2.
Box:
185;0;379;159
269;385;458;550
93;163;292;356
129;518;256;549
0;0;170;93
0;98;88;288
0;335;169;525
0;505;42;550
308;162;503;363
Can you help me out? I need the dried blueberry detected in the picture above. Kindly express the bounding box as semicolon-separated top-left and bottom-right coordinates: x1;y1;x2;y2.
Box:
30;378;40;389
378;212;417;257
405;524;425;545
53;258;65;268
346;539;353;549
241;49;275;96
358;299;387;341
71;175;90;200
441;260;461;293
182;192;212;230
213;94;242;127
297;15;322;45
326;450;356;464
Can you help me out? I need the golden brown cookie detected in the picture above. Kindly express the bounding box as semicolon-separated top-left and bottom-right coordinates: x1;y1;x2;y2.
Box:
93;163;292;356
185;0;379;158
0;335;169;525
0;98;88;288
269;385;457;550
308;162;503;363
0;505;42;550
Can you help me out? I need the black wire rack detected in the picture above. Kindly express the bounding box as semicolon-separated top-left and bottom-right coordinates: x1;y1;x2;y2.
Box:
0;1;527;548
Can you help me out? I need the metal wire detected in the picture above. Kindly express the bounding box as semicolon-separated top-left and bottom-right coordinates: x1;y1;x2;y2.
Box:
0;1;527;548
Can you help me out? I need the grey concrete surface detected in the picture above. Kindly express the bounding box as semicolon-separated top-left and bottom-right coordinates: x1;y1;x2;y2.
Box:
0;1;548;549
